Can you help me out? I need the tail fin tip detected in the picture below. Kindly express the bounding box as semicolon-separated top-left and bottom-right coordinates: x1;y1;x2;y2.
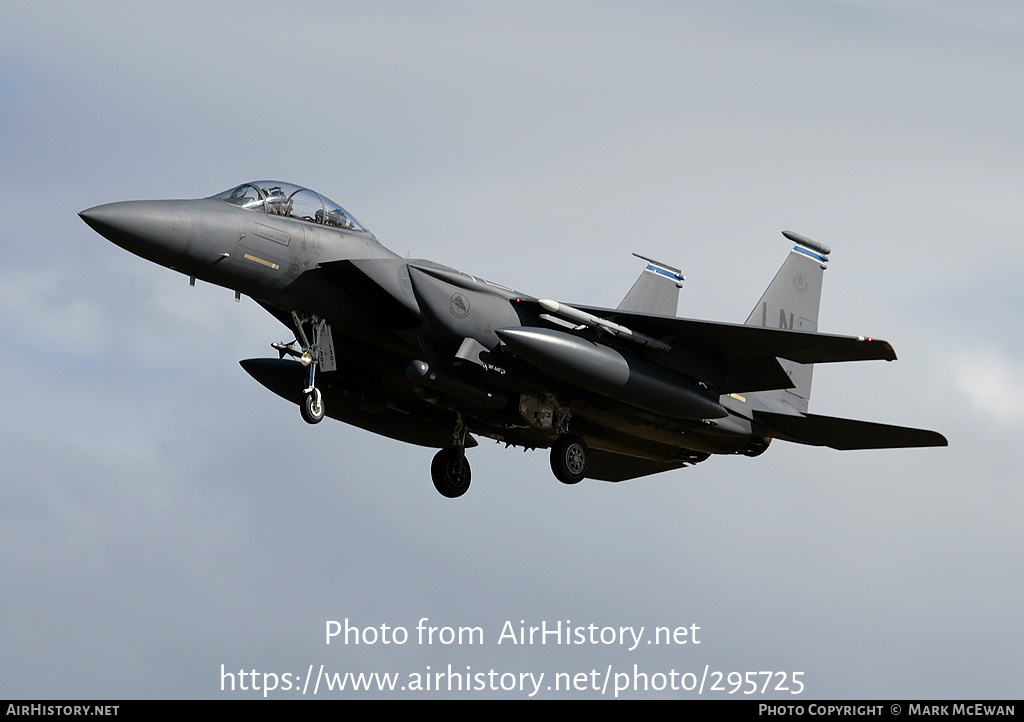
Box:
782;230;831;266
617;254;686;317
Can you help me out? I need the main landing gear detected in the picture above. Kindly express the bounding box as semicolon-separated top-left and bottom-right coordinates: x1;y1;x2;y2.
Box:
427;432;591;498
431;448;471;498
429;435;591;497
430;416;471;498
550;434;589;485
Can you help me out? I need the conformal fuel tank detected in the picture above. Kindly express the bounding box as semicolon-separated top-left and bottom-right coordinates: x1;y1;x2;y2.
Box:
495;326;727;420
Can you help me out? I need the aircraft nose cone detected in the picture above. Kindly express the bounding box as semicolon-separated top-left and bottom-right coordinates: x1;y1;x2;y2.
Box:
79;200;192;264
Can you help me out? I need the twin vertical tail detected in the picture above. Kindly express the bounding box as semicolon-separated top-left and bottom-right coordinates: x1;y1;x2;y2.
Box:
744;232;947;449
616;233;946;449
744;231;831;415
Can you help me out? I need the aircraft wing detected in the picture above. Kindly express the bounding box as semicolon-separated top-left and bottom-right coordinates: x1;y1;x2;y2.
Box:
568;304;898;364
755;410;948;449
585;449;688;481
517;299;896;393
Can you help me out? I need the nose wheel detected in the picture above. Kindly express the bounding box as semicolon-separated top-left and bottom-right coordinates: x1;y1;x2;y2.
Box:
550;434;588;484
301;388;324;424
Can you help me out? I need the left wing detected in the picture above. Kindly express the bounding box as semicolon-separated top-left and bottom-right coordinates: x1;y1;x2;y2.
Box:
571;305;897;364
517;299;895;394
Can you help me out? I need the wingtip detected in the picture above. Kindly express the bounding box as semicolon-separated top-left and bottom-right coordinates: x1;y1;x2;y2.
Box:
860;336;897;361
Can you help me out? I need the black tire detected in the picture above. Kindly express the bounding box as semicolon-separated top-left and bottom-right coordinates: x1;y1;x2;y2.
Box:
430;448;471;498
550;434;588;484
300;391;324;424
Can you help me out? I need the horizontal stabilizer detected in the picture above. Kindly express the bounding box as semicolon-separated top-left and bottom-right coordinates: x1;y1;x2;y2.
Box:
755;411;948;450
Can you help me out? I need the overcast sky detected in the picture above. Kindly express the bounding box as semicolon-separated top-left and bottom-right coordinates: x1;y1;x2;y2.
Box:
1;1;1021;699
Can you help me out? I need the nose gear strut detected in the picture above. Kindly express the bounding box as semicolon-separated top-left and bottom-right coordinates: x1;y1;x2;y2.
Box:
279;311;332;424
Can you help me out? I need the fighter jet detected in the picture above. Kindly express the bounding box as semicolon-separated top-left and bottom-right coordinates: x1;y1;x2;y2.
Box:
80;180;946;498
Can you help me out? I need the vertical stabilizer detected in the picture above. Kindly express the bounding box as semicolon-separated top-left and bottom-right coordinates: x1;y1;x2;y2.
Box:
617;254;685;316
744;231;830;414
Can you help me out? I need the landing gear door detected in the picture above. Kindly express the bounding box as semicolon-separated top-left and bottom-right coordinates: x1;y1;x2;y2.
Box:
317;323;337;373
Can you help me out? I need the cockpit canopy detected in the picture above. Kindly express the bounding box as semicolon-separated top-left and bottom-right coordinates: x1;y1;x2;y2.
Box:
212;181;367;233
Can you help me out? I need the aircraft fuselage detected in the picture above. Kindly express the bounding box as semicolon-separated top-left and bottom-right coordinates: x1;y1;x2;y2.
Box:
80;180;946;497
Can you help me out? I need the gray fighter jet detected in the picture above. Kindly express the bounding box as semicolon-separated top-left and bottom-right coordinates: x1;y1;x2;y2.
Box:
80;180;946;498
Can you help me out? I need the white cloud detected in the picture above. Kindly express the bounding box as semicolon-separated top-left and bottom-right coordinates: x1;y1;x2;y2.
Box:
952;351;1024;423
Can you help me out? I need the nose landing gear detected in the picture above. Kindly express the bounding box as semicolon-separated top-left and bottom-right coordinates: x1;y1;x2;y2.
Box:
276;312;334;425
